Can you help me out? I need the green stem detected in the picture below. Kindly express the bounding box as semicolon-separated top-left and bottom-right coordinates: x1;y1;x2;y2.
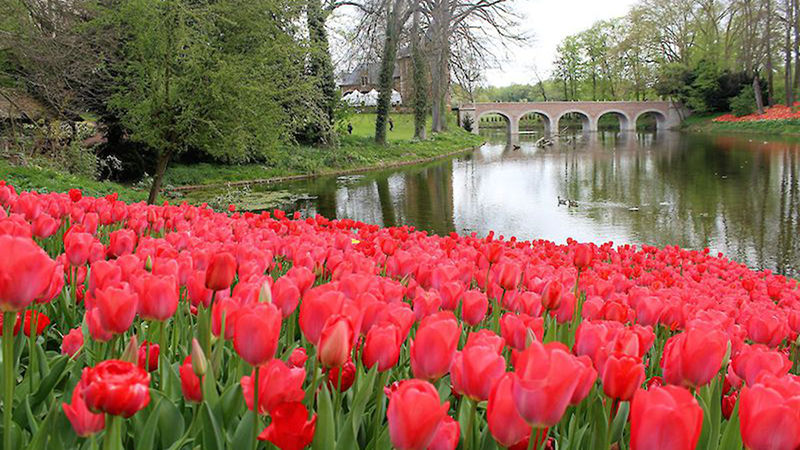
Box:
102;415;122;450
253;366;260;450
3;312;15;450
29;306;37;388
465;398;477;450
371;371;389;450
527;427;539;450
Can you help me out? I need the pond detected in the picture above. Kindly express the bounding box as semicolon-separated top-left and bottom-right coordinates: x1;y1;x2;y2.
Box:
230;130;800;276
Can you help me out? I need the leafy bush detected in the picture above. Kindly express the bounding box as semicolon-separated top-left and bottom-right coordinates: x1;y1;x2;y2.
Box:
731;85;756;117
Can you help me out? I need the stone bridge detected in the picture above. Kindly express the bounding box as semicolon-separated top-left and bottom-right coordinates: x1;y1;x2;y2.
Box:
456;101;689;134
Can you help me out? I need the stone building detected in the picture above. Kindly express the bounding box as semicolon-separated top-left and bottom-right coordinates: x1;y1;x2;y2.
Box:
337;49;415;104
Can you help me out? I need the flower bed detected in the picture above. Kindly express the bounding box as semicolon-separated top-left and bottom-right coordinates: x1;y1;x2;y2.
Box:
714;103;800;122
0;181;799;450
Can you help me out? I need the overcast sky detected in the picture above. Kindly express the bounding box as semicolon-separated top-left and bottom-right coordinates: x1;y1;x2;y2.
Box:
484;0;637;86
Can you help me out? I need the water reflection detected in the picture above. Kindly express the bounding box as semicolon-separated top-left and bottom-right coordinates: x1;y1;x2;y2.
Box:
259;131;800;276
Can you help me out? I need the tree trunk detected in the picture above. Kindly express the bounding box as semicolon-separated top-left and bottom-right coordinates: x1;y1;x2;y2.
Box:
754;75;766;114
766;0;775;105
148;151;172;205
412;0;427;140
375;0;403;145
795;0;800;94
307;0;337;144
787;0;794;107
430;0;451;133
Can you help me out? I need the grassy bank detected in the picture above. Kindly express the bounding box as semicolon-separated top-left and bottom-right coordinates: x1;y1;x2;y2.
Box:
1;113;482;201
683;114;800;135
0;159;152;203
165;115;482;189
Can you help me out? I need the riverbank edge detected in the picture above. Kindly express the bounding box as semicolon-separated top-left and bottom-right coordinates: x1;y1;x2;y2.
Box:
682;115;800;135
169;141;484;192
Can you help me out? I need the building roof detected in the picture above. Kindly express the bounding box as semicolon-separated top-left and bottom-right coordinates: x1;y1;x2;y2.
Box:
337;59;403;87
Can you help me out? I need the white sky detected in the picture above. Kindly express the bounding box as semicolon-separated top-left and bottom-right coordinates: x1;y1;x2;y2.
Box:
484;0;637;86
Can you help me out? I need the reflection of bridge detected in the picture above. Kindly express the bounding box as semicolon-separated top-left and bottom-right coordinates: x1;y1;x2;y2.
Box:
456;101;689;134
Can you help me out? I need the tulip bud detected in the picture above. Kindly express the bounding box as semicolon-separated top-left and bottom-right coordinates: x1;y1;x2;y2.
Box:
721;339;732;368
191;338;208;377
121;335;139;364
259;281;272;304
144;255;153;272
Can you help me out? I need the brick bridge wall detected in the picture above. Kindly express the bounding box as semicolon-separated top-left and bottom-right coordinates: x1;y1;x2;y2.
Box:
456;101;689;134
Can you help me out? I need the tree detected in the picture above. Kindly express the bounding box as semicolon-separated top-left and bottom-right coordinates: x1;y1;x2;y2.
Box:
411;0;428;140
307;0;339;144
107;0;321;203
374;0;406;145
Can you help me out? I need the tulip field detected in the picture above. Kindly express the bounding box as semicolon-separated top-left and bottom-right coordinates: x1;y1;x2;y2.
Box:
1;182;800;450
714;103;800;122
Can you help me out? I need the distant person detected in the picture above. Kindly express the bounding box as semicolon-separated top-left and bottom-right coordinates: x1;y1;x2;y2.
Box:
347;123;353;135
388;117;394;131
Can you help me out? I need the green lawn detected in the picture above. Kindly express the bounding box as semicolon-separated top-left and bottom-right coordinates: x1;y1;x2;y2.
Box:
0;159;152;203
683;114;800;135
0;113;482;200
346;113;428;141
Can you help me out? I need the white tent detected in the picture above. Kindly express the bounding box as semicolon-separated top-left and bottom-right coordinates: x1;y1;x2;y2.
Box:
343;90;364;106
363;89;379;107
391;90;403;105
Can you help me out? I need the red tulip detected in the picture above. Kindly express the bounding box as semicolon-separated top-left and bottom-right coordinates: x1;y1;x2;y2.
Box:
573;244;593;270
451;344;506;402
85;307;113;342
410;312;461;381
327;359;356;392
661;326;728;389
241;359;305;415
179;356;203;403
740;373;800;450
233;303;281;367
540;280;563;311
630;385;703;450
500;313;544;351
722;391;737;420
496;262;521;291
387;379;450;450
488;373;531;449
94;282;138;335
299;290;344;345
0;235;57;312
272;276;301;318
62;382;105;437
187;270;213;308
461;290;488;326
465;329;505;354
107;229;136;258
427;415;460;450
69;189;82;202
205;252;236;291
288;347;308;368
257;402;316;450
14;310;50;336
570;355;597;405
138;341;159;372
363;322;402;372
602;352;645;401
211;298;241;340
61;327;84;357
64;232;94;267
512;340;582;427
732;344;792;386
81;360;151;418
32;214;59;239
138;274;179;321
318;314;354;368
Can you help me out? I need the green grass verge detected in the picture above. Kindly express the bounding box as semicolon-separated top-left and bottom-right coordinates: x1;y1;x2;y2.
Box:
0;159;152;203
0;113;481;199
164;118;482;188
683;114;800;135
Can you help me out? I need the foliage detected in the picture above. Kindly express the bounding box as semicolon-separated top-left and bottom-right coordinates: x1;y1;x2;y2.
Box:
731;85;757;117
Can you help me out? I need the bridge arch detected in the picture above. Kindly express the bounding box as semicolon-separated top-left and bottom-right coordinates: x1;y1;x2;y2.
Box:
634;110;668;132
518;110;553;135
556;110;592;133
597;109;633;132
477;110;514;136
